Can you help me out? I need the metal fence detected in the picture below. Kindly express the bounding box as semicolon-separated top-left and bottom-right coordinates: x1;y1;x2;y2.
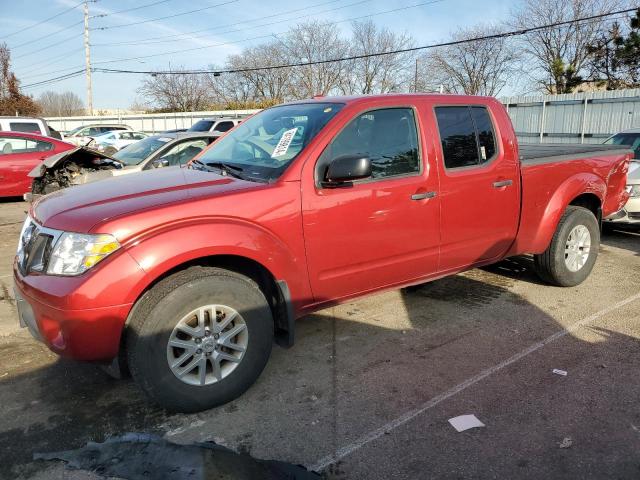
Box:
44;109;258;134
44;89;640;144
501;88;640;144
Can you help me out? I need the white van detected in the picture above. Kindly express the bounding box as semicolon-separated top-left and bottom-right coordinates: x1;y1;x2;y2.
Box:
0;116;63;140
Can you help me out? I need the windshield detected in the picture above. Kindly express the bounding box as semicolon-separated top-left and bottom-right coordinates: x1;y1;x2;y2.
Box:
189;120;215;132
66;126;85;136
113;135;173;165
604;133;640;158
195;103;343;181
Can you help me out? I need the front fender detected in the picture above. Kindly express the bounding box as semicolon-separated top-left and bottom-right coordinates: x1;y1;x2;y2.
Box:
515;172;605;254
123;218;309;310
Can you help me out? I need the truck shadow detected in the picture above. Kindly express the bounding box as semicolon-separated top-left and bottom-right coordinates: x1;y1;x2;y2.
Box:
0;241;639;479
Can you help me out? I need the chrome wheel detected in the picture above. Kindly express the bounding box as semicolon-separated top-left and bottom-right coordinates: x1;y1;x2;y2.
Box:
166;304;248;386
564;225;591;272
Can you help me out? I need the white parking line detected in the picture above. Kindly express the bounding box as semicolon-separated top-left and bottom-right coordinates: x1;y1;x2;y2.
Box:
310;291;640;472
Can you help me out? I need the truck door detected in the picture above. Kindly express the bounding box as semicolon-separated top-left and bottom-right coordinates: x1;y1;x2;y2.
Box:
432;105;519;271
301;106;440;302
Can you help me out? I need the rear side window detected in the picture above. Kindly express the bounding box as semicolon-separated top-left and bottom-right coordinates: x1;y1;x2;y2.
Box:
435;106;497;169
9;122;40;133
189;120;215;132
214;121;235;132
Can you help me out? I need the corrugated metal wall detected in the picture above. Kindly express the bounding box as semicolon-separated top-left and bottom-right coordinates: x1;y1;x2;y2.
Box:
43;89;640;144
501;88;640;144
44;109;257;134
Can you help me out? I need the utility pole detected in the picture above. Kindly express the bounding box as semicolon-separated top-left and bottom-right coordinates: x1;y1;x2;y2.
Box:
83;0;93;115
414;58;418;93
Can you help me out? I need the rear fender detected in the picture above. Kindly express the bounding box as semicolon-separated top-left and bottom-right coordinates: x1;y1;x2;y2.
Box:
518;173;605;254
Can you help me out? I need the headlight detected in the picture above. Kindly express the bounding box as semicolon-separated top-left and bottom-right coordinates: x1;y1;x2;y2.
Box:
626;185;640;198
47;232;120;276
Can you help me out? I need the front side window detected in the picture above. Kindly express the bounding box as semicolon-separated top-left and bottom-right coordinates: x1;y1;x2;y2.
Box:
435;106;497;169
9;122;40;133
319;108;420;181
196;103;344;182
154;139;209;167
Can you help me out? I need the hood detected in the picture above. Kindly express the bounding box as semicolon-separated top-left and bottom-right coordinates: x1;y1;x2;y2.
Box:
32;166;259;234
28;146;123;178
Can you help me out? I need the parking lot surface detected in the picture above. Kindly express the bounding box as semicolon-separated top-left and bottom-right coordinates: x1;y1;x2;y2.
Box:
0;198;639;479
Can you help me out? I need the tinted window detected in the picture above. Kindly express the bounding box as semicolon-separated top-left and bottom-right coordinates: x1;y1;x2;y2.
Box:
9;122;40;133
435;107;479;169
214;121;235;132
471;107;496;161
189;120;215;132
320;108;420;181
435;106;497;168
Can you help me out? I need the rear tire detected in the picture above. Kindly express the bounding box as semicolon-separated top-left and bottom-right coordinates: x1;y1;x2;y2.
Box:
126;266;273;412
533;206;600;287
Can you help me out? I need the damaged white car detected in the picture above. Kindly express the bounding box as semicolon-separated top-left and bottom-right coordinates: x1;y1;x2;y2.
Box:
27;132;221;198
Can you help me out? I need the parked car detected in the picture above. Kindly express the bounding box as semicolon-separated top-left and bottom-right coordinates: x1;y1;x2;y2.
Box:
14;95;632;412
0;131;74;197
0;116;63;140
29;132;220;196
603;129;640;226
89;130;148;155
163;128;188;133
64;124;132;146
187;117;242;133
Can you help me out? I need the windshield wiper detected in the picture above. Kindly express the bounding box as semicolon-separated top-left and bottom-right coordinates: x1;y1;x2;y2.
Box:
201;161;267;183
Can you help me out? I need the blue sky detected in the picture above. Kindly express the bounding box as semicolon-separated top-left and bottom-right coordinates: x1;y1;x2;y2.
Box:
1;0;513;109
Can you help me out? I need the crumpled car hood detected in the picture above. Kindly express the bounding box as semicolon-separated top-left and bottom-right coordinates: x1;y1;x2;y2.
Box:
28;146;123;178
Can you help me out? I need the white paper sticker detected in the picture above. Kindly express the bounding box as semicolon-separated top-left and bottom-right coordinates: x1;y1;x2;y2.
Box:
271;128;297;158
448;414;485;432
480;145;487;160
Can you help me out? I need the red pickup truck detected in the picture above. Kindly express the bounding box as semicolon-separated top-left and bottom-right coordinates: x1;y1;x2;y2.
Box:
14;95;632;412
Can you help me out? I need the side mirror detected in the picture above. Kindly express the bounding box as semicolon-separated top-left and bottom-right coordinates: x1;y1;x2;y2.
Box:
323;154;371;187
152;158;170;168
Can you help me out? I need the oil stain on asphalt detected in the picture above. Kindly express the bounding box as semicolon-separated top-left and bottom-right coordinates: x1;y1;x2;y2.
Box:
35;433;320;479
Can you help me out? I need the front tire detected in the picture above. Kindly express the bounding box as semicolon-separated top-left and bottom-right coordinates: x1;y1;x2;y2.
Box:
126;267;273;412
533;206;600;287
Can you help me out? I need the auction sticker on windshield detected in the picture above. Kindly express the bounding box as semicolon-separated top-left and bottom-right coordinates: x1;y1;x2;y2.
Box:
272;128;297;158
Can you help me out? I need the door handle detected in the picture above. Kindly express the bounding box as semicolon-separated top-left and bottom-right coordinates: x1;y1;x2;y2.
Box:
493;180;513;188
411;191;437;201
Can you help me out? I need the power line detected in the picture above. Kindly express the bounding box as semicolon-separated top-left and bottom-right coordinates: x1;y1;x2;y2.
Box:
22;69;86;89
91;0;345;46
18;47;85;77
9;20;84;50
1;0;85;40
93;7;640;76
90;0;444;66
13;32;82;61
92;0;239;31
94;0;372;48
95;0;174;17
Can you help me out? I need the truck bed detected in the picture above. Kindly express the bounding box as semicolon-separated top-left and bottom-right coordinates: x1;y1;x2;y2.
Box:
519;143;632;164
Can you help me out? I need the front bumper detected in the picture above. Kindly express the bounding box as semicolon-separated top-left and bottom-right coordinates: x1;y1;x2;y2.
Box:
604;196;640;224
14;279;132;361
13;247;146;362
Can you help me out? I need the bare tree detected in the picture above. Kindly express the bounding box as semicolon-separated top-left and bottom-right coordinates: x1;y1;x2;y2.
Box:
0;42;40;116
37;90;85;116
341;20;415;94
509;0;624;93
285;21;348;98
419;25;519;96
138;67;211;111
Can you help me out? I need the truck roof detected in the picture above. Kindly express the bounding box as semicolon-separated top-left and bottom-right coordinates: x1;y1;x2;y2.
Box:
283;93;500;106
